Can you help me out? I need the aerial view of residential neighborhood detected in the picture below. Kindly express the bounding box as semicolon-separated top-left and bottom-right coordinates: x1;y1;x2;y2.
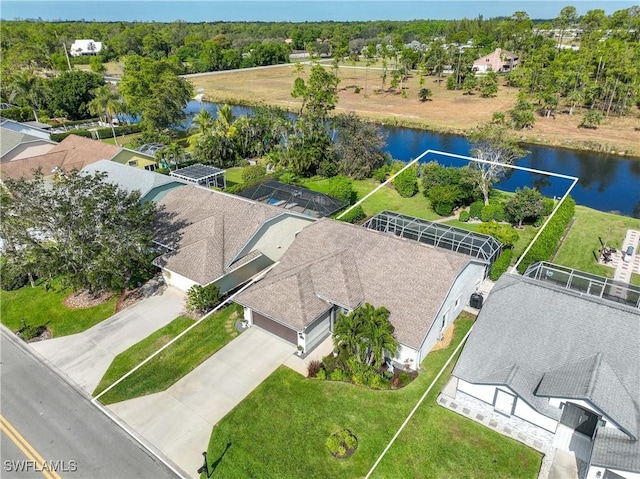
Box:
1;1;639;478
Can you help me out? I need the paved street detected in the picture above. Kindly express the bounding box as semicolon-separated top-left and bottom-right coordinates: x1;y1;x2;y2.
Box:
0;328;182;479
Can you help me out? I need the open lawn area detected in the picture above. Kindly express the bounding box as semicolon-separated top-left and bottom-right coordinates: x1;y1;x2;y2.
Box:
554;205;640;279
201;313;541;479
223;166;244;189
95;304;241;404
0;281;117;338
101;133;142;148
190;63;640;156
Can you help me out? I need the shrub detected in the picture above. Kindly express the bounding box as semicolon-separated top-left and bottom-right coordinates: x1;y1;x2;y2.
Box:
307;360;323;378
326;175;355;204
393;166;418;198
492;204;505;222
49;130;94;142
373;164;391;183
339;205;365;224
327;429;358;459
0;257;30;291
477;222;520;247
392;370;413;389
459;210;470;222
469;201;484;219
317;369;327;380
1;106;35;122
428;185;461;216
322;355;337;373
19;322;46;341
185;283;220;313
517;196;576;273
543;197;555;216
370;374;391;389
241;164;267;186
480;205;495;222
489;249;513;281
329;368;349;381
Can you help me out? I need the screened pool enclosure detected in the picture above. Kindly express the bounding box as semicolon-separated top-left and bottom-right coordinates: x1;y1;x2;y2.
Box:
363;211;503;267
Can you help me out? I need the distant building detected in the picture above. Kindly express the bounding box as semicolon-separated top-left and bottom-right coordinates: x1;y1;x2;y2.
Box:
69;39;103;57
473;48;519;73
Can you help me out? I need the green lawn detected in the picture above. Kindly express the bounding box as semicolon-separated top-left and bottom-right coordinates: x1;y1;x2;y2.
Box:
0;281;117;337
95;304;241;404
101;133;142;148
201;313;541;478
224;166;245;189
554;205;640;278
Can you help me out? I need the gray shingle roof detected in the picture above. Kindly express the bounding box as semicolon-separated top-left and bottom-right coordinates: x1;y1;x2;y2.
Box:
236;218;473;348
154;185;286;285
591;427;640;473
82;160;187;200
453;274;640;470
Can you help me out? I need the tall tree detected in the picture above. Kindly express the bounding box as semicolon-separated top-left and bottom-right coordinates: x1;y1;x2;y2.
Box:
0;170;157;293
504;187;545;227
8;72;46;122
88;85;124;145
468;123;526;205
291;64;340;122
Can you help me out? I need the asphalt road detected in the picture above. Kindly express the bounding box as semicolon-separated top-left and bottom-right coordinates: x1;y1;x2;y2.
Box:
0;328;181;479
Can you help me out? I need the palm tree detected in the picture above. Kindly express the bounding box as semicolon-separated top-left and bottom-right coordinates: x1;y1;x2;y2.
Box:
215;104;236;136
332;309;365;358
191;109;214;135
9;72;44;123
88;85;124;145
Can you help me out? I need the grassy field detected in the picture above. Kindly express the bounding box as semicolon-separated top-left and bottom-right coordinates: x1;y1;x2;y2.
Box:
224;166;245;189
0;281;117;337
95;304;241;404
190;63;640;157
101;133;142;148
554;205;640;279
201;313;541;479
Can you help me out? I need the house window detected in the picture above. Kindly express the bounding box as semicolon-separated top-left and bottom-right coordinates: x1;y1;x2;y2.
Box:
128;160;138;167
494;389;516;416
441;310;449;329
455;295;461;309
486;58;490;62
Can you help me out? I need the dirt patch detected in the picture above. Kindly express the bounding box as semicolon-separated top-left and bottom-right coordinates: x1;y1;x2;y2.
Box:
64;290;114;309
430;323;455;352
191;64;640;157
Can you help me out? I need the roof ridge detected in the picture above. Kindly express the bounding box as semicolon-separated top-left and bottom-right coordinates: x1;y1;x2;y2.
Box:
586;352;604;398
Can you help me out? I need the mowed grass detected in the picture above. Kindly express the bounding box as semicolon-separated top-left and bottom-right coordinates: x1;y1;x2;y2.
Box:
224;166;245;189
201;313;541;479
96;304;241;404
101;133;142;148
0;281;117;337
554;205;640;278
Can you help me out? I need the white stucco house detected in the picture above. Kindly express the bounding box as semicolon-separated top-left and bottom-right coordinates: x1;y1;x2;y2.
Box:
70;39;103;57
452;274;640;479
153;185;315;294
235;218;488;364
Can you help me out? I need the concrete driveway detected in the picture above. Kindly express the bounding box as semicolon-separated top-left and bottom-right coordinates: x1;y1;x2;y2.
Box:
108;327;294;477
31;286;185;394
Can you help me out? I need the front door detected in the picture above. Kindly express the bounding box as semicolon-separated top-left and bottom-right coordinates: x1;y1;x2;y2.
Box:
559;403;599;438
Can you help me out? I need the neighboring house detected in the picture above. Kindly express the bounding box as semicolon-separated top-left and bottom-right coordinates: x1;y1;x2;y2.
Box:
81;160;187;203
0;134;121;181
69;39;103;57
473;48;519;73
236;218;487;363
1;124;57;162
153;185;316;293
110;148;159;171
452;274;640;479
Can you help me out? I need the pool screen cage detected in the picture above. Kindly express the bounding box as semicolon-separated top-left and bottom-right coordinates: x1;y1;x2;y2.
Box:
524;261;640;309
237;180;348;218
363;211;503;267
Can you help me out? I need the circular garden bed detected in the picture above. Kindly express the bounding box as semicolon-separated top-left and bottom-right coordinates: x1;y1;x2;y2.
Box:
326;429;358;459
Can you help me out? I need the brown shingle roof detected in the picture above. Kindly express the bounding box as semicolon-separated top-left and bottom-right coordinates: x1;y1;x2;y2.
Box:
1;135;121;181
154;185;285;285
236;218;472;348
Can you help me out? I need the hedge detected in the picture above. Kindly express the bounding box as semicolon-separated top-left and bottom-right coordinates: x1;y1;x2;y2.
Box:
489;249;513;281
517;196;576;273
1;107;35;122
50;130;93;142
339;205;365;224
50;124;142;142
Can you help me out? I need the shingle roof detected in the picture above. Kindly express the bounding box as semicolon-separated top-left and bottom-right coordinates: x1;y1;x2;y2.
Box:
591;427;640;473
453;274;640;470
154;186;286;285
1;135;121;181
1;129;46;157
236;218;473;348
82;160;186;200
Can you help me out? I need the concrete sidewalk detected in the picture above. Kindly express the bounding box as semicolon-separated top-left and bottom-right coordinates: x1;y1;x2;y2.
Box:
108;327;294;477
31;286;185;394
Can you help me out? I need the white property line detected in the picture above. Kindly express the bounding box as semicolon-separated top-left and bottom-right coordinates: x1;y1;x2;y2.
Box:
92;262;279;402
365;324;474;479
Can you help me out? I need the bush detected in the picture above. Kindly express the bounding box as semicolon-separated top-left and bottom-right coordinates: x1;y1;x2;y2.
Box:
241;164;267;186
186;283;220;313
326;429;358;458
517;196;576;273
459;210;470;222
492;204;505;222
322;355;337;373
428;185;461;216
369;374;391;389
1;106;35;122
317;369;327;380
543;197;555;216
373;164;391;183
19;322;46;341
307;360;323;378
49;130;94;142
489;249;513;281
339;205;365;224
0;257;30;291
326;175;355;204
434;201;455;216
477;222;520;247
480;205;495;222
469;201;484;219
329;368;350;381
391;370;413;389
393;166;418;198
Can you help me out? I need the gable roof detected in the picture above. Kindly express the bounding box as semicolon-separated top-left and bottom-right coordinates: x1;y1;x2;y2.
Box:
154;186;287;285
236;218;474;348
1;135;121;181
1;129;51;158
453;274;640;466
82;160;186;201
0;119;51;139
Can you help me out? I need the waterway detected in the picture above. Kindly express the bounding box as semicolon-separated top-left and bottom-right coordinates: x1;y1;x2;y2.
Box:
185;100;640;218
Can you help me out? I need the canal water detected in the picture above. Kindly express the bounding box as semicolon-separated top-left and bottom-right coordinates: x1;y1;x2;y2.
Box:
185;100;640;218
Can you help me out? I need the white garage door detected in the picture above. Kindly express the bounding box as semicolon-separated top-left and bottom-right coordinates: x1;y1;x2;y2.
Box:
305;311;331;352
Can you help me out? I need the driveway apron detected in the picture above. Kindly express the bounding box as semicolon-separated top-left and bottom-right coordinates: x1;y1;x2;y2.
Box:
108;327;294;477
31;287;185;394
